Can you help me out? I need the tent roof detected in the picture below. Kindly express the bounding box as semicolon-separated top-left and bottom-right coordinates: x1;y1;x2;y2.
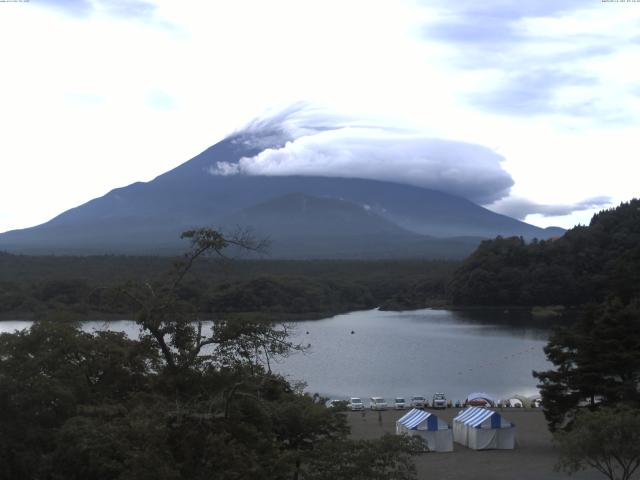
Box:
397;409;433;430
454;407;501;427
506;394;531;407
467;392;496;404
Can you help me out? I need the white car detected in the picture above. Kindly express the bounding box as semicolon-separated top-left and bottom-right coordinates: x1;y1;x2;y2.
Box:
394;397;406;410
432;393;447;409
348;397;364;411
369;397;388;410
410;396;426;409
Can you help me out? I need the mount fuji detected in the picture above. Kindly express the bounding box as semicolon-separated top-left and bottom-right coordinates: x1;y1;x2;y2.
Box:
0;127;563;258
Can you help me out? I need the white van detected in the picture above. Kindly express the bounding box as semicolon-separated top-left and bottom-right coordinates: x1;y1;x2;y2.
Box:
410;396;426;409
369;397;388;410
432;392;447;409
348;397;364;411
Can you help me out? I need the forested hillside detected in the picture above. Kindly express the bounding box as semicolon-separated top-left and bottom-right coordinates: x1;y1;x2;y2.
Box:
449;199;640;306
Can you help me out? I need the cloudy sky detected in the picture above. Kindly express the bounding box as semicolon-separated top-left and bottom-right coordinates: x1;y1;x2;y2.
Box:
1;0;638;233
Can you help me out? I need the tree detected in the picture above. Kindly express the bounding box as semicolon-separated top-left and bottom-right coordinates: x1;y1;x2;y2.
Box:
303;434;423;480
117;228;269;373
449;199;640;307
555;407;640;480
0;321;156;480
51;404;181;480
534;299;640;431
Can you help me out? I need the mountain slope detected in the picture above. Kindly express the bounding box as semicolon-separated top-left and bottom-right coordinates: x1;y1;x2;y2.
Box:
218;192;483;258
224;192;410;237
0;131;563;257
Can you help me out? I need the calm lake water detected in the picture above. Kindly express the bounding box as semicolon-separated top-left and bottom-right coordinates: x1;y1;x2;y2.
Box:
0;308;555;404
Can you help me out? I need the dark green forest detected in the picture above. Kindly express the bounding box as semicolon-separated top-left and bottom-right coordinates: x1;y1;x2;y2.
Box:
449;199;640;307
0;254;455;320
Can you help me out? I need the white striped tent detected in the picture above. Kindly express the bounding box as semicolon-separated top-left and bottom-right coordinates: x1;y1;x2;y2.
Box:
395;408;453;452
453;407;515;450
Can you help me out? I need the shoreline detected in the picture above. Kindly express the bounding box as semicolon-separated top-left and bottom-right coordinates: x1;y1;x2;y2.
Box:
0;309;354;322
0;304;580;322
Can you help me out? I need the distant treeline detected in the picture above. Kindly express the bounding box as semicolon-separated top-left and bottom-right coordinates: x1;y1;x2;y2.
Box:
0;254;456;319
4;199;637;318
449;199;640;306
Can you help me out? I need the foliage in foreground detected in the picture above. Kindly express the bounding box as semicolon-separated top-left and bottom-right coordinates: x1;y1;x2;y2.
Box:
305;434;424;480
0;229;421;479
555;407;640;480
533;299;640;431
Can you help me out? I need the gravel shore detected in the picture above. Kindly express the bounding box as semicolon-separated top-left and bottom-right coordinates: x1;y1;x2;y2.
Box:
347;408;602;480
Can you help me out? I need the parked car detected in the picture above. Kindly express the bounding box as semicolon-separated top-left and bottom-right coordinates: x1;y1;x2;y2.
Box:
394;397;406;410
432;393;447;409
410;396;426;409
348;397;364;411
369;397;388;410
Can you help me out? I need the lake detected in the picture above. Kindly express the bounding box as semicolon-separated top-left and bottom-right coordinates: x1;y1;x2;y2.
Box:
0;308;555;404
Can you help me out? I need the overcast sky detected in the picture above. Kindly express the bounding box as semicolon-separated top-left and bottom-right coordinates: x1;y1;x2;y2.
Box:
1;0;638;233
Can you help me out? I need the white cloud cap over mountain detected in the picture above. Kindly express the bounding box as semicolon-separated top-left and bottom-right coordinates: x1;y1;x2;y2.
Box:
212;106;514;205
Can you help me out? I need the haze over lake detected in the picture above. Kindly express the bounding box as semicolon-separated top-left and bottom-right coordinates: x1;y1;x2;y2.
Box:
0;308;552;403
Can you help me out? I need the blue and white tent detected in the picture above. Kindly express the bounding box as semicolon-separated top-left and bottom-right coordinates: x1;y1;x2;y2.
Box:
395;408;453;452
453;407;515;450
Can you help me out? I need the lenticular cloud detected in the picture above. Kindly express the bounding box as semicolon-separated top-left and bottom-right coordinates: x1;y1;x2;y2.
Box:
211;105;514;205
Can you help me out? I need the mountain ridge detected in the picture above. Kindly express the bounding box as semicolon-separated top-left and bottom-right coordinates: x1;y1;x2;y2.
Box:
0;132;564;258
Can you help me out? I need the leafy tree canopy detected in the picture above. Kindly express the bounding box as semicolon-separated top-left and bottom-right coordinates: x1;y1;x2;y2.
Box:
450;199;640;306
534;299;640;431
555;407;640;480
